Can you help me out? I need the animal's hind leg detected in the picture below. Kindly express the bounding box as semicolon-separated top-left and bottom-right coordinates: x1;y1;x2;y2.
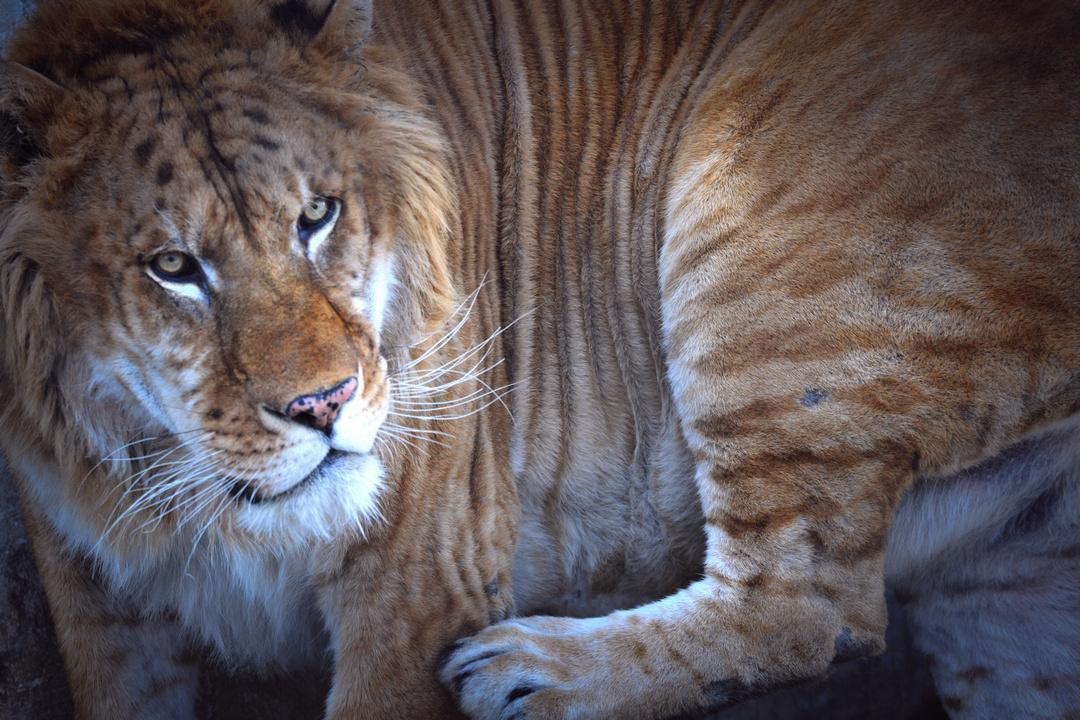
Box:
906;560;1080;719
891;436;1080;719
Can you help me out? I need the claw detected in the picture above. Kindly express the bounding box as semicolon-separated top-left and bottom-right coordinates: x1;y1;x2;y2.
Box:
437;640;464;671
506;686;535;703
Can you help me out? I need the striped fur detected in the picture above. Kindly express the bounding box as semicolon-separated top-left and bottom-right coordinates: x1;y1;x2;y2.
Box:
1;0;1078;719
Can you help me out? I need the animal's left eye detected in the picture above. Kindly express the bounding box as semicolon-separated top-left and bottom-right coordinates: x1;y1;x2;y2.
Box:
298;197;337;232
150;251;201;282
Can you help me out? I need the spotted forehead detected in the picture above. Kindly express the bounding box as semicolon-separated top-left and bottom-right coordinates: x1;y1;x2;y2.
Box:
100;61;349;257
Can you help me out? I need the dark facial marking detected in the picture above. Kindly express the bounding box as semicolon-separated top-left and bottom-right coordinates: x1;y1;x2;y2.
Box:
253;136;280;151
243;108;272;125
190;108;254;235
155;161;174;186
134;136;157;167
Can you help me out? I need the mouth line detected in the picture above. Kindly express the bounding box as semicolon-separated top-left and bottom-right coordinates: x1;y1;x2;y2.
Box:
229;449;347;505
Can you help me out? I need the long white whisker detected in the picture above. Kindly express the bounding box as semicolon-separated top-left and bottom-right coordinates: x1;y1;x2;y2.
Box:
100;439;221;539
137;456;228;521
80;427;206;490
378;426;443;452
397;282;487;372
183;482;233;578
381;421;456;440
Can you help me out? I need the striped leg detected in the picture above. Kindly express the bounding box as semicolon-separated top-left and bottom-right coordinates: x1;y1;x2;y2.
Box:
437;224;1065;720
439;257;915;720
439;122;1079;720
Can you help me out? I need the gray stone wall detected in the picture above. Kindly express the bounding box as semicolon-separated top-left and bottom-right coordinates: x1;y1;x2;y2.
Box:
0;457;73;720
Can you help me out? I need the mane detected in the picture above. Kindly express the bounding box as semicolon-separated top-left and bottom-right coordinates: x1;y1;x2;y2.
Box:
7;0;370;88
9;0;255;77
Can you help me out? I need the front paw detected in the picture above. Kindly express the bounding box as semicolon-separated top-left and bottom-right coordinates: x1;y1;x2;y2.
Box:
437;617;587;720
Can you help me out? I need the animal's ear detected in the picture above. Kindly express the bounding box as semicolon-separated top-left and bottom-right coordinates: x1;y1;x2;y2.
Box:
0;60;71;173
269;0;373;47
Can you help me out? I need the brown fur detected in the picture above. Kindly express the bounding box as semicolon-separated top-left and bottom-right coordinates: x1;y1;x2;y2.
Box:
1;0;1078;718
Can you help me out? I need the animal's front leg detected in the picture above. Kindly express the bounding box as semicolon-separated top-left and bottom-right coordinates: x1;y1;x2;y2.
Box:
437;275;934;719
20;499;198;720
438;306;907;716
320;534;517;720
439;217;926;720
437;368;917;719
317;421;518;720
438;446;897;720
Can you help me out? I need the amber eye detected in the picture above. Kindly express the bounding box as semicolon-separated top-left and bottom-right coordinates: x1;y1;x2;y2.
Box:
150;251;200;282
297;197;338;243
300;198;330;225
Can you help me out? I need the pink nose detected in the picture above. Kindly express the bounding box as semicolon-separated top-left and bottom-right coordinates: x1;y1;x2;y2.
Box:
285;377;358;432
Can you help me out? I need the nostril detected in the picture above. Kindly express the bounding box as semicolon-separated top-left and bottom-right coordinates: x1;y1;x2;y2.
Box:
284;377;358;433
289;409;329;435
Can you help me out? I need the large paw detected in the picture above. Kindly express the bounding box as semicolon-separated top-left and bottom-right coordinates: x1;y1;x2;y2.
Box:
436;607;761;719
437;615;613;720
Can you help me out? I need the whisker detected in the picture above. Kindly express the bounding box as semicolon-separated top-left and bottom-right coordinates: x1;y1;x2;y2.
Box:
382;421;456;441
100;440;222;539
183;483;233;578
378;426;441;452
392;278;502;376
80;427;206;490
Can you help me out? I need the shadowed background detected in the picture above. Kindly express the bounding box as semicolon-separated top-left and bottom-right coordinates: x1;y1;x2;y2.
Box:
0;2;945;717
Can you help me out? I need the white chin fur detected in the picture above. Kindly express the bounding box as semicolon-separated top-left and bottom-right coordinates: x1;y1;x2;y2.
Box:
236;452;383;542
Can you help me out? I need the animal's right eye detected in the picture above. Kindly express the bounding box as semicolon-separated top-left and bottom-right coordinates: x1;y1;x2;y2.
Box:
299;198;332;230
150;251;201;282
296;196;340;255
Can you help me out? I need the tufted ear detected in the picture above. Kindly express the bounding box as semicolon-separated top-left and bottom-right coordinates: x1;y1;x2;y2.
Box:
0;60;71;175
269;0;373;47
